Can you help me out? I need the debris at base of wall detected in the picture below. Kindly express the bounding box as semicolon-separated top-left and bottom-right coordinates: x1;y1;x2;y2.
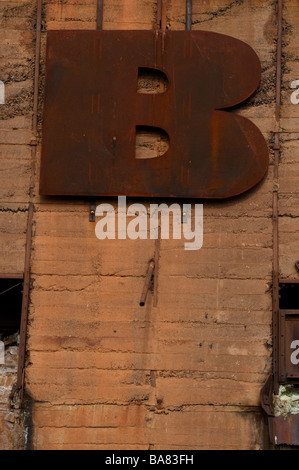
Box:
0;332;27;450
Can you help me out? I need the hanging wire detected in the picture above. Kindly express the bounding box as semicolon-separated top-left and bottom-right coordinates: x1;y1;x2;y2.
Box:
0;283;22;297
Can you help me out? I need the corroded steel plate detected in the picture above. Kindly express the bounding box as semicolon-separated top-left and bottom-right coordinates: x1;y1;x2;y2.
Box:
279;310;299;383
40;30;269;198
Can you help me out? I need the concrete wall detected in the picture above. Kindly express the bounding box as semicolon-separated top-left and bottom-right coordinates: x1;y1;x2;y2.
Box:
0;0;298;450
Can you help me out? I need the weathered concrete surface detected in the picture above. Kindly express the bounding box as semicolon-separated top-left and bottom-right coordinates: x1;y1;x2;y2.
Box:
0;0;298;450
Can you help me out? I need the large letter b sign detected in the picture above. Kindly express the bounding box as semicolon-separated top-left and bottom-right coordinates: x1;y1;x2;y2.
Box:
40;30;269;198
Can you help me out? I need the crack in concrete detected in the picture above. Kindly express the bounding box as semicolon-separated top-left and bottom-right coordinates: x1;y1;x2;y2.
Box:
192;0;245;25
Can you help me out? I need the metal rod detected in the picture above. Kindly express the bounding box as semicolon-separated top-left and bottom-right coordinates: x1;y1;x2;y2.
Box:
93;1;103;226
272;0;283;395
0;274;23;280
17;0;42;397
29;0;42;199
161;0;167;31
17;203;33;393
275;0;283;125
157;0;167;30
273;190;279;393
153;232;160;308
32;0;41;138
157;0;162;29
0;283;22;297
279;278;299;284
186;0;192;31
140;260;155;307
97;0;103;30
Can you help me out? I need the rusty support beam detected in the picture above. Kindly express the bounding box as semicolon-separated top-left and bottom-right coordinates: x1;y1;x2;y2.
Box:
91;0;104;218
153;236;160;308
186;0;192;31
17;0;42;397
280;278;299;284
275;0;283;124
140;261;155;307
272;0;283;395
0;274;23;280
273;188;279;392
32;0;41;140
29;0;42;198
91;0;104;222
17;203;33;394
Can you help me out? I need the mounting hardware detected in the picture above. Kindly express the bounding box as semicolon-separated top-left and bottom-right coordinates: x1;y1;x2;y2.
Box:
89;202;96;222
140;260;155;307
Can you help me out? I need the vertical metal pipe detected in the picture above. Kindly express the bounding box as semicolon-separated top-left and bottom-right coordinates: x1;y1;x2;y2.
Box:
153;0;165;307
157;0;167;30
157;0;162;28
92;1;104;219
186;0;192;31
32;0;42;139
17;0;42;396
97;0;103;30
17;203;33;394
161;0;167;31
153;234;160;307
275;0;283;125
272;0;283;394
273;188;279;392
29;0;42;199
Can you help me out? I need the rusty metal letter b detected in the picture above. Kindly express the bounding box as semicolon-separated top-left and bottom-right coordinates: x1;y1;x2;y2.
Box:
40;30;269;199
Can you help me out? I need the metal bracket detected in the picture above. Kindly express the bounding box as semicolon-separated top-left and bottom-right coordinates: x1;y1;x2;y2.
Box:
89;202;96;222
186;0;192;31
140;260;155;307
